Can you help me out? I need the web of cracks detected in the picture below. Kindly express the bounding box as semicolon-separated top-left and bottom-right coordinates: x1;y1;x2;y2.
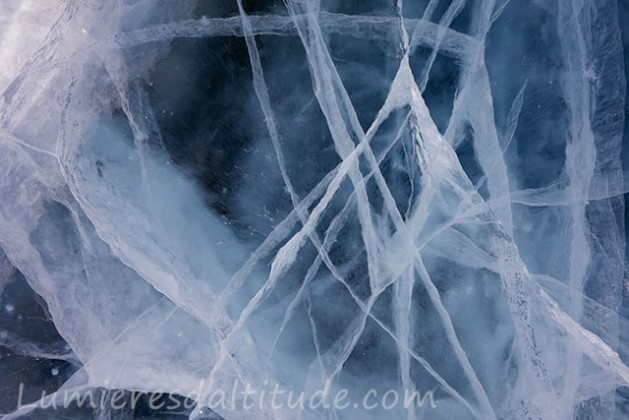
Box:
92;1;627;418
1;0;628;419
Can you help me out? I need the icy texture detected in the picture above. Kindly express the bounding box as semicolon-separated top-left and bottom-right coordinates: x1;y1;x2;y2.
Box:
0;0;628;419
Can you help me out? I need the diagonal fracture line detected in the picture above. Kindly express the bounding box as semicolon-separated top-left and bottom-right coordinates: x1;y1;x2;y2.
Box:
304;297;327;386
219;106;404;306
306;280;484;420
473;80;527;192
286;4;388;295
439;1;513;236
268;112;412;357
281;7;495;404
216;96;476;416
218;0;495;410
213;2;394;385
217;167;336;301
0;131;61;161
288;6;429;295
236;0;299;211
415;0;468;91
233;0;383;336
284;7;497;415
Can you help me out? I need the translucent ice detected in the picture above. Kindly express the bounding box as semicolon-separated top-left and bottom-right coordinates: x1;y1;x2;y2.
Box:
0;0;628;419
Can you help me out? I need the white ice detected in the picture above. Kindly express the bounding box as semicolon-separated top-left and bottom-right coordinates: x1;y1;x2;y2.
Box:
0;0;627;419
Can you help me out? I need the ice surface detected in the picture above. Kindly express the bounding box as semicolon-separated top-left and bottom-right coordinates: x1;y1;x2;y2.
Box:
0;0;628;419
